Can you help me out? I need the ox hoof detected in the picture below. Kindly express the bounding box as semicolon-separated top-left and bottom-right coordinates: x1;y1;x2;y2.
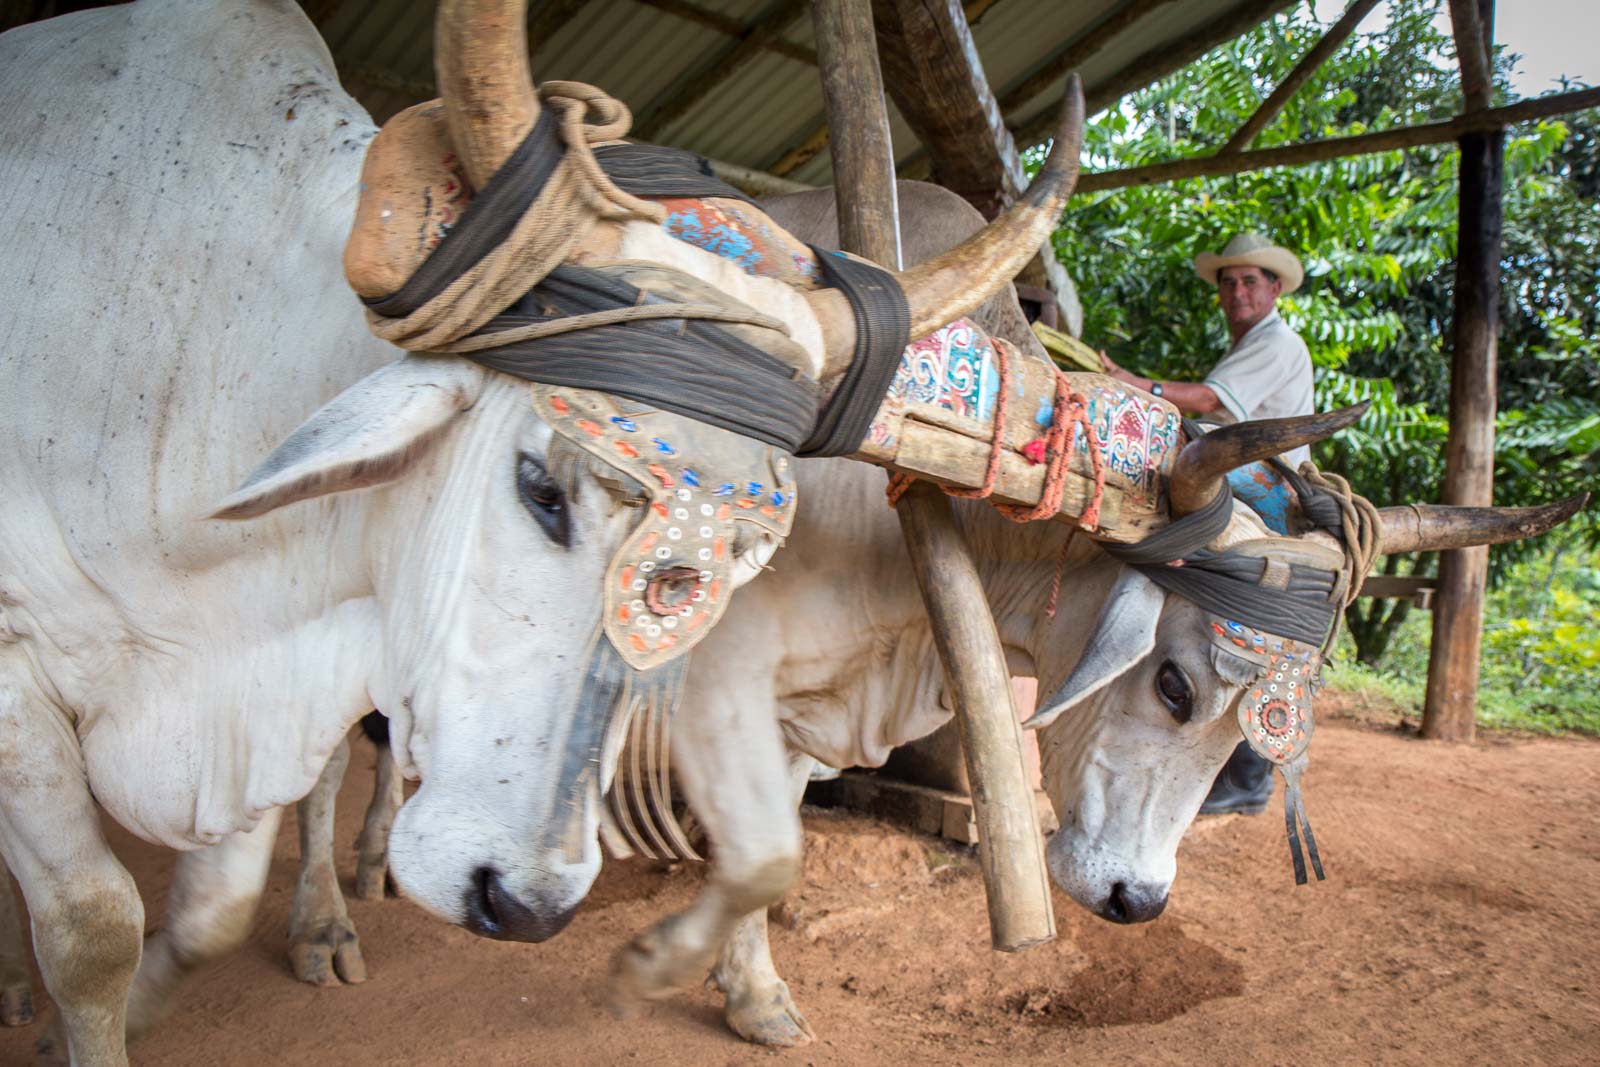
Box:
354;859;395;902
723;980;814;1048
608;917;707;1014
289;919;368;987
1;983;33;1027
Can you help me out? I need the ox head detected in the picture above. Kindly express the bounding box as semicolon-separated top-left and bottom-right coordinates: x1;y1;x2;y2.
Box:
209;356;789;939
1024;413;1586;924
210;0;1087;943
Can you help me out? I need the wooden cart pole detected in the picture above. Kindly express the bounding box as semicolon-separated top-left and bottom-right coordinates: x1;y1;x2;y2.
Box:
811;0;1055;951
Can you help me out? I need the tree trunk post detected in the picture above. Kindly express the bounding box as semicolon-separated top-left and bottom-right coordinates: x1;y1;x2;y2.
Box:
1424;0;1500;741
811;0;1055;951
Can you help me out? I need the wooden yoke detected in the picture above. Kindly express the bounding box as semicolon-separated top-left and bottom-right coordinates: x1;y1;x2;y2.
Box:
812;0;1055;952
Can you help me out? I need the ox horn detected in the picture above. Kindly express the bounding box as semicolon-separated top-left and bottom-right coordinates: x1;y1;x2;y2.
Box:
1168;402;1370;516
807;75;1087;376
1374;493;1588;555
435;0;540;191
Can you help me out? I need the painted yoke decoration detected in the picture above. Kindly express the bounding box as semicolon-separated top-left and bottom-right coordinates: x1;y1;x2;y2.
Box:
855;332;1183;540
647;195;1187;542
529;386;795;671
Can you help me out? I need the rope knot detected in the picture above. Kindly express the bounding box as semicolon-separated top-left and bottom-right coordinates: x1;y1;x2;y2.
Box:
362;81;665;355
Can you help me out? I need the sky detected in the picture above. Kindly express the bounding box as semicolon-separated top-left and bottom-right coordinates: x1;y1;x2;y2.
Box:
1310;0;1595;95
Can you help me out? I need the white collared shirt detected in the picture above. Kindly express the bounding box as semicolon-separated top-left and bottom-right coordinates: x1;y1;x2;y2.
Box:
1202;309;1315;468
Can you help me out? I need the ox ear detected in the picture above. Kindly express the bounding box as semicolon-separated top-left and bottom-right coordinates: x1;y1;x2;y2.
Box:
210;357;485;520
1024;569;1165;730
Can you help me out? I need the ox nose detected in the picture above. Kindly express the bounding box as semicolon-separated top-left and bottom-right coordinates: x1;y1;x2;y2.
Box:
1100;881;1168;924
462;867;579;942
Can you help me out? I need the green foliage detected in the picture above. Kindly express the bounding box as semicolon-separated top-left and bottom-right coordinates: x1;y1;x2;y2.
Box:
1040;0;1600;730
1326;543;1600;734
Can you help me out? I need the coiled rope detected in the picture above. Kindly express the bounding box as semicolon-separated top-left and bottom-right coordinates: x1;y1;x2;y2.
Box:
361;82;786;355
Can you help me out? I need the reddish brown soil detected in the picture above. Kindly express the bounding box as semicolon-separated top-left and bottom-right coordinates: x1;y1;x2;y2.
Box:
3;711;1597;1065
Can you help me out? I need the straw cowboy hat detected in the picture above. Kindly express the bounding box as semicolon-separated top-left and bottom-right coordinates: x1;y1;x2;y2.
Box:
1194;233;1304;294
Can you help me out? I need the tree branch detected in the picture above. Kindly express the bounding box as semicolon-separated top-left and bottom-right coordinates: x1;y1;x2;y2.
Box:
1220;0;1384;155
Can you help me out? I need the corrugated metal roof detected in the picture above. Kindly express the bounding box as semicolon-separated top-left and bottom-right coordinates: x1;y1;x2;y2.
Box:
313;0;1290;190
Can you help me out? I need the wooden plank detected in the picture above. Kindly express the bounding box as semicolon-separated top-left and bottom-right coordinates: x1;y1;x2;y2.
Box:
1219;0;1384;154
1071;86;1600;194
633;0;811;141
813;0;1053;953
1359;575;1437;609
807;772;1058;844
1424;0;1501;743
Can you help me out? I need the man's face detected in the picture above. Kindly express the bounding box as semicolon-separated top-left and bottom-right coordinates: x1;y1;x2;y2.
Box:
1217;266;1282;331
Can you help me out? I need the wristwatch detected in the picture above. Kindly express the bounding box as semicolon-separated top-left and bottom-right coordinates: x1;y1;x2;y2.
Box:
1150;381;1164;398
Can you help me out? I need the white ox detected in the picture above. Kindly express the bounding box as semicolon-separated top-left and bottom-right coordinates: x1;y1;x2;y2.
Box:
601;191;1586;1045
0;0;1075;1060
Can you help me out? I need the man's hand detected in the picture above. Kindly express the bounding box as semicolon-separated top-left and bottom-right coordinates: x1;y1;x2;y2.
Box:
1097;347;1226;415
1098;349;1142;388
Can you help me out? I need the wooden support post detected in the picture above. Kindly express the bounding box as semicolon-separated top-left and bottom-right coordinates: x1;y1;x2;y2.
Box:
811;0;1055;952
1425;0;1500;742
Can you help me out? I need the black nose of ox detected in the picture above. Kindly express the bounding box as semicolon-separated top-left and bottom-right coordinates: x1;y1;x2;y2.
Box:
463;867;579;942
1100;881;1168;924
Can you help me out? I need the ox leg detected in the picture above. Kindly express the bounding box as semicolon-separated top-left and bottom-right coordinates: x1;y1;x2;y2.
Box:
121;807;284;1041
710;751;816;1047
0;869;34;1026
0;687;142;1067
609;685;801;1017
289;736;367;986
353;735;401;901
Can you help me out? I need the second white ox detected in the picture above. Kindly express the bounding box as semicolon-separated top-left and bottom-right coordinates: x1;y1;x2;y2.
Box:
600;191;1583;1045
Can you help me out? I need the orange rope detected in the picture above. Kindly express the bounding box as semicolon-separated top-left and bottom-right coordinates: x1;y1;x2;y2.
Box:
886;338;1107;538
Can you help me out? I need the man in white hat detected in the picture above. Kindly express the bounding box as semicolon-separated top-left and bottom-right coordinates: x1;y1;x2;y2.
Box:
1099;232;1315;467
1100;233;1314;814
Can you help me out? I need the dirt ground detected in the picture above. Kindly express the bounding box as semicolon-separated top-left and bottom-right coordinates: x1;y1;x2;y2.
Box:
2;705;1597;1066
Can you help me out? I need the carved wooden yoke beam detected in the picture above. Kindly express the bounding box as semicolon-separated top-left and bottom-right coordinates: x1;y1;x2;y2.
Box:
853;336;1184;544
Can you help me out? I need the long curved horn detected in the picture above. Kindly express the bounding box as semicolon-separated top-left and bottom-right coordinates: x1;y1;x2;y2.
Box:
1168;402;1370;515
1375;493;1588;555
807;75;1087;375
435;0;539;191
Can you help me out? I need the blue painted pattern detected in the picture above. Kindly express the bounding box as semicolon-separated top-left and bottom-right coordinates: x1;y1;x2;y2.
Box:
1228;461;1295;535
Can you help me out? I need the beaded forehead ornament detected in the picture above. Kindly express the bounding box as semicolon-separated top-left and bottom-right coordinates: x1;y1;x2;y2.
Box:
1209;616;1327;885
530;384;795;672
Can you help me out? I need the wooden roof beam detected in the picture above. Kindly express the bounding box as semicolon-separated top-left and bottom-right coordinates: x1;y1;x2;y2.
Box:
1447;0;1493;112
757;0;1014;179
633;0;812;142
1219;0;1383;154
1012;0;1296;150
632;0;817;65
1073;85;1600;194
875;0;1024;214
872;0;1078;331
997;0;1180;117
526;0;590;54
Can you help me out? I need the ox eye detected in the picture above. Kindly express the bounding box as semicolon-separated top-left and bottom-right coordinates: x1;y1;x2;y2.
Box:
1156;661;1193;724
516;453;569;547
